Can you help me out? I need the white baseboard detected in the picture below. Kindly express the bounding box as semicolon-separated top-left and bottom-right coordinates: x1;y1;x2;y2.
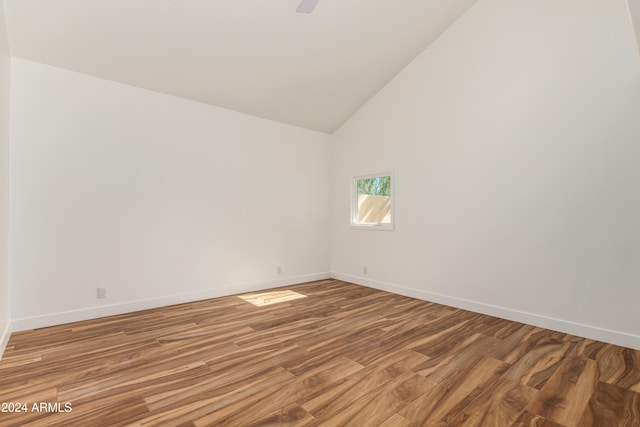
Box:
0;320;11;361
11;272;331;332
331;272;640;351
11;271;639;351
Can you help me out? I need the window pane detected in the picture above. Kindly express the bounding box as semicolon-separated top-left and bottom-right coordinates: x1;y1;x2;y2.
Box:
357;176;391;197
355;175;391;225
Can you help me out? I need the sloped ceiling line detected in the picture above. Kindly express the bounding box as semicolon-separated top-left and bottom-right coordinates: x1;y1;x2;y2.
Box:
3;0;479;133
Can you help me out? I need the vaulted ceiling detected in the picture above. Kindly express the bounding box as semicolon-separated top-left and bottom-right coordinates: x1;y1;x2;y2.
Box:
3;0;478;133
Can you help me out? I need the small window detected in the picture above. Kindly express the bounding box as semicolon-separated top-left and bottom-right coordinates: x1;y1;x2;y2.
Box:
351;172;393;230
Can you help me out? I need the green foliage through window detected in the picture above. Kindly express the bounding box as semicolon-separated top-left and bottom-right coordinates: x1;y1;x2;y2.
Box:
357;176;391;197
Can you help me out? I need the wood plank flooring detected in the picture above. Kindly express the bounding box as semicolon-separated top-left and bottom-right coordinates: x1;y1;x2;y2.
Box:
1;279;639;426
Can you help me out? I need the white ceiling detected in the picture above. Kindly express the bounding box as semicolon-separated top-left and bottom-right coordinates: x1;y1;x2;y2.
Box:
3;0;478;133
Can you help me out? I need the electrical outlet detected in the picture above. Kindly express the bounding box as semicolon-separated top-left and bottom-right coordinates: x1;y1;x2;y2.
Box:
363;266;368;275
97;287;107;299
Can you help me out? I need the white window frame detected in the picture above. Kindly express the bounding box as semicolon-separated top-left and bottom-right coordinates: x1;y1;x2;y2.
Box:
350;171;394;231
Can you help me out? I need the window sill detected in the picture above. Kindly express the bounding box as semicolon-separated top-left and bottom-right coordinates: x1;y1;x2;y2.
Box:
350;223;394;231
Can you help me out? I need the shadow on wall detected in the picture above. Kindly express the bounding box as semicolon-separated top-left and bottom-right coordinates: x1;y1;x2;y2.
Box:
630;0;640;56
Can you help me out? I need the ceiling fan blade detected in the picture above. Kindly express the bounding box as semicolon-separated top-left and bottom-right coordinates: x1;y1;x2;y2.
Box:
297;0;320;13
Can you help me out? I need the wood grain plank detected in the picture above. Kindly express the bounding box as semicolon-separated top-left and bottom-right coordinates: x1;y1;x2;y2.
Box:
1;279;639;426
446;378;538;427
190;356;363;426
577;381;640;427
315;372;433;426
301;349;428;419
378;413;415;427
525;356;599;427
400;356;510;425
244;403;317;427
510;410;565;427
590;345;640;392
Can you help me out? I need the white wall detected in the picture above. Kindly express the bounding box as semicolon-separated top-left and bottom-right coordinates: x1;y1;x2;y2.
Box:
10;58;330;329
331;0;640;349
0;0;11;354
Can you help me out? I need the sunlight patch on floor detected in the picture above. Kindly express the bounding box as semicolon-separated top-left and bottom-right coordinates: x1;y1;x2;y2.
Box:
239;290;308;307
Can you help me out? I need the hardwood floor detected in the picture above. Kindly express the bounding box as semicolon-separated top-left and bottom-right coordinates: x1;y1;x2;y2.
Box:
0;279;639;426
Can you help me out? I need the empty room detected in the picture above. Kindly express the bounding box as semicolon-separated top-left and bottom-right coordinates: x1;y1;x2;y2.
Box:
1;0;640;425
